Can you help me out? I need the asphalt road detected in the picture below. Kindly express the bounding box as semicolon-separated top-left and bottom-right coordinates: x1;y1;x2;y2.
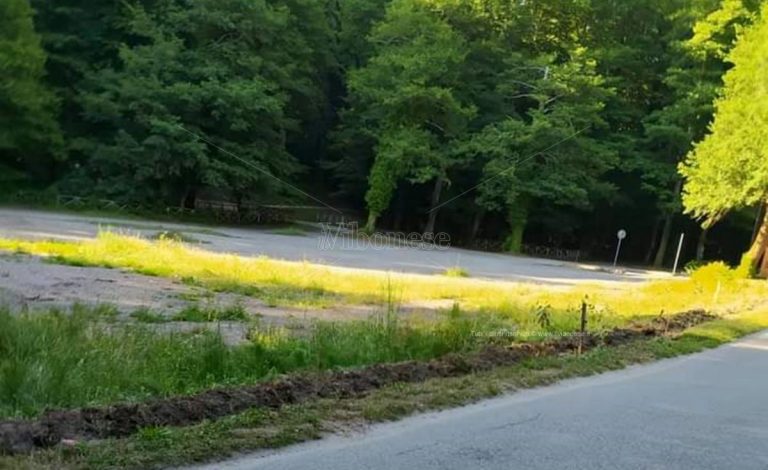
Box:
0;208;668;285
192;331;768;470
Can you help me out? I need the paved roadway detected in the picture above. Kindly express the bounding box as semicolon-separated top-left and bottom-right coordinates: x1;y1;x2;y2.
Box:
0;208;668;285
192;331;768;470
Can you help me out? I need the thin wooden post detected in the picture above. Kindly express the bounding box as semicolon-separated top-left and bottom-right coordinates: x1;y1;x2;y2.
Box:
579;300;588;356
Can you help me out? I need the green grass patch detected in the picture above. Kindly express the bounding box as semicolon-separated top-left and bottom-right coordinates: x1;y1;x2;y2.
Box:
0;304;505;419
6;308;767;470
442;266;470;278
172;304;249;322
194;279;342;309
2;232;767;319
129;307;169;324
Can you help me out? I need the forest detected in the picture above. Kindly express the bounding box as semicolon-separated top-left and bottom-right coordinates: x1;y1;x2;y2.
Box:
1;0;767;272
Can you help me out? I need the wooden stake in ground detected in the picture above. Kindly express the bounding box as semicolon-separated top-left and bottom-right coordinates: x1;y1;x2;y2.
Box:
579;300;588;356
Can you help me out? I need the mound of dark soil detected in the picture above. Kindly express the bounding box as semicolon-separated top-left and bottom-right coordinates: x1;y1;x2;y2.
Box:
0;310;714;454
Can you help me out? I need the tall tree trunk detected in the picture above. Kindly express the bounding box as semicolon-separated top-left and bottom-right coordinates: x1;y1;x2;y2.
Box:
653;214;673;268
741;203;768;278
762;246;768;277
469;208;485;245
654;179;683;268
644;217;662;265
696;227;708;262
504;200;529;253
364;212;378;234
423;176;444;235
180;185;196;210
751;202;766;244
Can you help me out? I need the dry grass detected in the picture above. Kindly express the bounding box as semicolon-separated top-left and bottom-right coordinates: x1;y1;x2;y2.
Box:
0;232;765;323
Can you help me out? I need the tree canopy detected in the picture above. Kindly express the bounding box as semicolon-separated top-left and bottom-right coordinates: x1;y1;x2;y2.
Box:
2;0;767;269
680;3;768;275
0;0;61;183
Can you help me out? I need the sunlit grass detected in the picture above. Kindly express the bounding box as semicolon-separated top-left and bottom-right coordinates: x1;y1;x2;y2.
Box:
0;232;766;322
172;303;249;322
442;266;470;278
0;304;501;419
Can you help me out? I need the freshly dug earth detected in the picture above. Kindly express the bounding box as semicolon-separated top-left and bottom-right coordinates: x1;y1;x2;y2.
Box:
0;310;714;454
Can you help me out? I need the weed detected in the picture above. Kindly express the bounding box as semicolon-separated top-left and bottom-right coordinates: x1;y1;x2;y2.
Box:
2;232;768;331
153;231;206;244
442;266;470;278
534;303;552;329
5;308;767;470
690;261;738;291
172;303;249;322
176;290;214;302
130;307;169;324
0;302;508;419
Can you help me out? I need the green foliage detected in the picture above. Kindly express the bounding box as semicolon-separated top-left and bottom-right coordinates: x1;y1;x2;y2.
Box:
349;0;473;228
534;303;553;330
130;307;169;324
0;0;62;178
0;304;494;418
172;304;249;323
681;7;768;222
442;266;469;278
74;0;310;205
689;261;738;291
3;0;767;264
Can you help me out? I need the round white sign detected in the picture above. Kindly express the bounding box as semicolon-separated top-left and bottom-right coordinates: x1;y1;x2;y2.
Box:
617;229;627;240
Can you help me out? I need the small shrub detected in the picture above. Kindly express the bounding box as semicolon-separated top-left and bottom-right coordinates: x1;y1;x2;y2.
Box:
534;303;552;329
443;266;469;278
683;260;705;274
690;261;736;292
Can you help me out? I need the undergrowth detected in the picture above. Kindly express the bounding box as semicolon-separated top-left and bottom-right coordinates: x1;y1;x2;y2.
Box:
0;304;506;419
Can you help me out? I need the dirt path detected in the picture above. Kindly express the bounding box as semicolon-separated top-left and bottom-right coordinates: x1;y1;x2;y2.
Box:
0;254;445;344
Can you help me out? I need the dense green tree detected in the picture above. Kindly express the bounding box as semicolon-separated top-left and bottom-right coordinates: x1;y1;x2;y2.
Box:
680;5;768;276
346;0;474;232
334;0;389;69
429;0;616;251
467;54;615;252
1;0;764;266
73;0;335;207
30;0;125;164
0;0;61;183
640;0;759;266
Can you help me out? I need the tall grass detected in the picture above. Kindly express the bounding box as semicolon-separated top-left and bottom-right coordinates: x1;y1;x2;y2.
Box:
2;233;766;317
0;305;502;419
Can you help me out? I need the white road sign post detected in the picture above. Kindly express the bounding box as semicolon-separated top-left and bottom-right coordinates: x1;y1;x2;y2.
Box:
672;233;685;275
613;229;627;268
